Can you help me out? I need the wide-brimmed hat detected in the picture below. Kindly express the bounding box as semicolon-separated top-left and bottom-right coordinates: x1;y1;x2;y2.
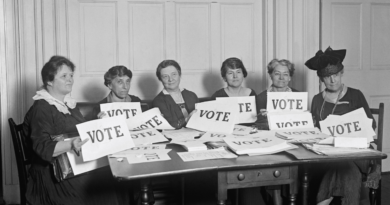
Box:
305;47;346;77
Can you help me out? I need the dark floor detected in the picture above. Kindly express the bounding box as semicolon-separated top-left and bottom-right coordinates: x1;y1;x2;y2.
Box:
1;172;390;205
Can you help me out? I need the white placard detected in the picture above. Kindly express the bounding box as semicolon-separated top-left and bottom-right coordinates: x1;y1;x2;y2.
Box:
126;108;175;130
267;92;308;112
110;144;167;157
100;102;142;120
77;116;135;161
177;149;237;162
232;125;255;136
66;150;108;175
319;108;375;142
267;111;314;130
186;101;238;133
216;96;257;123
124;149;171;164
199;132;235;142
131;128;168;145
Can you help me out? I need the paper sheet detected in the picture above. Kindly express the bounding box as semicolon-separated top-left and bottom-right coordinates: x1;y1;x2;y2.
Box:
124;149;171;164
177;149;237;162
131;128;168;145
267;111;314;130
267;92;308;112
77;116;135;161
199;132;236;142
110;144;167;157
162;127;204;141
100;102;142;120
126;108;175;130
216;96;257;123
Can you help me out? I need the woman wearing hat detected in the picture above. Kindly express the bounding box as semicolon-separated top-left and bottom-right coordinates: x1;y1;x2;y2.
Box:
305;47;376;205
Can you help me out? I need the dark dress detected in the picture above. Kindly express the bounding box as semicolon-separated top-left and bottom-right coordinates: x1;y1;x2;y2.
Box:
210;88;257;100
91;94;142;120
23;100;128;205
311;87;375;205
152;89;198;129
255;88;299;130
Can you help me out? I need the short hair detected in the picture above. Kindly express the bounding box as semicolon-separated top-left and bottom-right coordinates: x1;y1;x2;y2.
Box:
220;57;248;78
156;60;181;81
267;59;295;77
104;65;133;87
41;55;75;89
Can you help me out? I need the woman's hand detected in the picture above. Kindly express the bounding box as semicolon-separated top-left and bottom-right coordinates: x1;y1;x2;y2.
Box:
97;111;107;119
258;109;268;117
185;109;197;122
71;137;89;156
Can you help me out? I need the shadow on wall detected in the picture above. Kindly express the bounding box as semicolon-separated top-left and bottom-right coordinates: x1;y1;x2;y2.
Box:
137;74;160;100
202;72;224;97
79;80;108;102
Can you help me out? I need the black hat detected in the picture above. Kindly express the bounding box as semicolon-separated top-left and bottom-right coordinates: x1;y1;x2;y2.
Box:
305;47;346;77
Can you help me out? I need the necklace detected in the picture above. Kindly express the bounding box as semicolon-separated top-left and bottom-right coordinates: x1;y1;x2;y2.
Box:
319;84;344;120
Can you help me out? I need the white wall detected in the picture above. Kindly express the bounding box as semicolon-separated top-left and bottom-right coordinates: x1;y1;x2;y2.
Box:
1;0;319;203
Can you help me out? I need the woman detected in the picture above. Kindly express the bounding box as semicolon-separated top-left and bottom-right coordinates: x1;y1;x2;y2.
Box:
22;56;128;205
305;47;375;205
93;65;141;119
152;60;198;129
211;57;256;99
255;59;299;129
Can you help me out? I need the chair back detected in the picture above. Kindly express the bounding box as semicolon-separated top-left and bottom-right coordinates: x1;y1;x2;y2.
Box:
370;103;384;152
8;118;31;205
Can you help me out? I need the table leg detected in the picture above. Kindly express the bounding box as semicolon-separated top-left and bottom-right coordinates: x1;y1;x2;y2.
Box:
217;172;227;205
287;165;298;205
302;165;309;205
140;179;154;205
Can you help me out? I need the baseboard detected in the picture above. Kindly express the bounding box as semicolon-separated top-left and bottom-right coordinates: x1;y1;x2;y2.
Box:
382;171;390;175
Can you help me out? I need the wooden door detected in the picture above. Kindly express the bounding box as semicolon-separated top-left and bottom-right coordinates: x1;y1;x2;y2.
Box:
322;0;390;171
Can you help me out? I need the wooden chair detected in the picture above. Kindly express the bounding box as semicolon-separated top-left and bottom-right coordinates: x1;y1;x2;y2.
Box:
367;103;384;205
8;118;31;205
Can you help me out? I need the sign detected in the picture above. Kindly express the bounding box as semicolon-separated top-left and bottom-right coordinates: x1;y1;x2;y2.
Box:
232;125;255;136
122;149;171;164
130;128;168;145
267;92;308;112
186;101;238;133
100;102;142;119
76;116;135;161
110;144;167;157
319;108;375;142
199;132;235;142
334;137;368;149
216;96;257;123
267;111;314;130
126;108;175;130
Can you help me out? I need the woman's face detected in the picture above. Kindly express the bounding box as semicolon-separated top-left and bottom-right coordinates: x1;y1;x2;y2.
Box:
322;71;343;92
270;64;291;89
225;68;244;88
108;75;131;99
49;65;74;95
160;66;181;91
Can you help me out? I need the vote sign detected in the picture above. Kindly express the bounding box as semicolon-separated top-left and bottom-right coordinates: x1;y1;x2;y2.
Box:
216;96;257;123
319;108;375;142
131;128;168;145
267;92;308;112
76;116;135;161
267;111;314;130
100;102;142;119
126;108;175;130
186;100;238;133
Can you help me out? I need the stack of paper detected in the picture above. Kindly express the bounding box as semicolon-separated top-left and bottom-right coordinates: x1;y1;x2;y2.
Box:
223;132;297;155
275;128;331;144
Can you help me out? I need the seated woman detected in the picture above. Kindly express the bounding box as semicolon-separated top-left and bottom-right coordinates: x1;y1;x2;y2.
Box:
152;60;198;129
22;56;129;205
211;57;256;99
255;59;299;130
93;65;141;119
305;47;375;205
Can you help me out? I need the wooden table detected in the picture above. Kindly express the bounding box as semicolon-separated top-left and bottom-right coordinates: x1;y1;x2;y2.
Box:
108;144;387;205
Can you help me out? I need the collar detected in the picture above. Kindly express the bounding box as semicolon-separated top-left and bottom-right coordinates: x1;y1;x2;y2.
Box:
107;91;132;103
162;87;184;95
32;89;76;115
